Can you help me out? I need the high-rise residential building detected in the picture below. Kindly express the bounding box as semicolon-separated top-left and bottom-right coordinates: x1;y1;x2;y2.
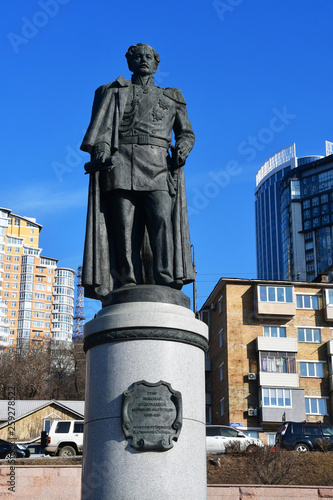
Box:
0;208;75;352
255;142;333;281
200;276;333;445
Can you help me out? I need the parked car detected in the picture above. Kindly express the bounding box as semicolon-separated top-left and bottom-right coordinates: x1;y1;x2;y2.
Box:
0;439;30;459
45;420;84;457
275;421;333;451
206;425;264;454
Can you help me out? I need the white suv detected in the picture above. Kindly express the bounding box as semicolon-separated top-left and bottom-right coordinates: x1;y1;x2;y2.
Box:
45;420;84;457
206;425;264;454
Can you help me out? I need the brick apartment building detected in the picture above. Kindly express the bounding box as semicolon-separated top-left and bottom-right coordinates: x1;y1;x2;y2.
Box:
0;208;75;351
200;277;333;445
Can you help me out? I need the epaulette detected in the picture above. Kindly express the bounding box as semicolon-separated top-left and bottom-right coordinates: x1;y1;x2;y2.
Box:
163;87;186;104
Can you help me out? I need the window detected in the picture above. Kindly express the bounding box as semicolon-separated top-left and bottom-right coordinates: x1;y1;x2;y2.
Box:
55;421;71;433
259;286;293;303
300;362;324;378
218;296;223;314
73;422;84;433
263;326;286;338
219;329;223;348
305;398;327;415
298;328;321;343
260;352;296;373
296;294;319;310
219;363;224;381
220;398;224;416
322;426;333;436
325;289;333;305
262;388;291;407
32;321;44;328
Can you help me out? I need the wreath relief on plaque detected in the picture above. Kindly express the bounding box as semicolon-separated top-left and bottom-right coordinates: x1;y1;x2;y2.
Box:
122;380;183;451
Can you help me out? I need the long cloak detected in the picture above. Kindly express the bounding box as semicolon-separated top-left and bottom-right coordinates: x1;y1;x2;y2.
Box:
81;76;195;300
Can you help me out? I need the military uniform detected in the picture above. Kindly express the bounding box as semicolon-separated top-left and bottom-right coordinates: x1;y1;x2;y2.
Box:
81;74;195;296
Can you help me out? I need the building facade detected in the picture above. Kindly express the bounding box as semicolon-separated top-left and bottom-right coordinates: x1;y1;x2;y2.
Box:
255;143;326;281
0;208;75;351
280;154;333;282
200;277;333;445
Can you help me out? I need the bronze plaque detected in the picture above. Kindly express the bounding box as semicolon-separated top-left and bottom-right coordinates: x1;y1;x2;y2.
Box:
122;380;182;451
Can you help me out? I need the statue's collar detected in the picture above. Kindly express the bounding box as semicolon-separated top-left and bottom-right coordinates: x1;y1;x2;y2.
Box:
131;74;154;86
115;76;131;87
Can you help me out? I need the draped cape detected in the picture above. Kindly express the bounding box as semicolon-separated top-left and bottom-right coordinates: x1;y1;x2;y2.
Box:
80;76;195;300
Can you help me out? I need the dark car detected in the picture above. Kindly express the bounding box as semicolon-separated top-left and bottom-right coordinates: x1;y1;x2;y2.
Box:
275;421;333;452
0;439;30;459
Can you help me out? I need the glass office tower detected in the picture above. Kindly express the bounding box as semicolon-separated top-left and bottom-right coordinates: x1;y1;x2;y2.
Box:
255;144;324;280
280;155;333;281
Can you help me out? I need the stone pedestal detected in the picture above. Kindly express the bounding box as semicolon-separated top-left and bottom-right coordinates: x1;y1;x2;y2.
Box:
81;286;208;500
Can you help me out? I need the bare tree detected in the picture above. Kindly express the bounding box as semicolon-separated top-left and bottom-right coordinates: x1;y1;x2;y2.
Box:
0;342;86;400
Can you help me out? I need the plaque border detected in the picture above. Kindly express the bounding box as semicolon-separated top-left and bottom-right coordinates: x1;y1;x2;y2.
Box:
122;380;182;451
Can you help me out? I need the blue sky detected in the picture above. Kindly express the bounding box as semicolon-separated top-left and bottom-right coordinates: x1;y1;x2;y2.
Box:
2;0;333;319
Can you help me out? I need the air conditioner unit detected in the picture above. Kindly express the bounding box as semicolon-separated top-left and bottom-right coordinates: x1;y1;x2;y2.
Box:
248;373;257;380
248;408;257;417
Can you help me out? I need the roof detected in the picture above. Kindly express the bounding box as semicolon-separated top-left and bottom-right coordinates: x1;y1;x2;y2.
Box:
0;400;85;424
200;276;333;311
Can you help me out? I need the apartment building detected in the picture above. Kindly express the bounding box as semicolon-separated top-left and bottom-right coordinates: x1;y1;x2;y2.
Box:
200;277;333;445
0;208;75;351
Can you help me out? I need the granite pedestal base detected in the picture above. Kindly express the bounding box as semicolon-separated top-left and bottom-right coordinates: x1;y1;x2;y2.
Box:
81;287;208;500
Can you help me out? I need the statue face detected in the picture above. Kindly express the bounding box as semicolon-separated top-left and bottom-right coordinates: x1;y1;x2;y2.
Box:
130;46;156;76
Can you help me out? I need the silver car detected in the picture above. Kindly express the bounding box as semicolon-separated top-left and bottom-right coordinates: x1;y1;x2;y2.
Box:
206;425;264;454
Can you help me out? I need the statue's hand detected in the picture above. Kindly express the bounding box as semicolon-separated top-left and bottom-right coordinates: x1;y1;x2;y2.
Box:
93;142;110;163
174;148;186;168
93;150;108;163
170;146;186;169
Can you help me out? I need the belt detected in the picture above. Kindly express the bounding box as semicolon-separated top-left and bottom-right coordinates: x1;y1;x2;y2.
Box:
119;135;170;148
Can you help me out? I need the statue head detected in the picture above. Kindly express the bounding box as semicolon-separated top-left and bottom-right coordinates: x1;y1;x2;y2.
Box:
125;43;160;76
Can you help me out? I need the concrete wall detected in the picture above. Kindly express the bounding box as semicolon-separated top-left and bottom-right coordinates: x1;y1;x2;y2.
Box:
0;465;81;499
207;484;333;499
0;467;332;500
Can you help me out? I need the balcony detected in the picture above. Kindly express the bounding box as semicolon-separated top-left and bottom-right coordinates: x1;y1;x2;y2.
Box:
257;301;296;317
325;305;333;321
257;337;297;352
260;388;305;423
259;372;299;388
256;285;295;318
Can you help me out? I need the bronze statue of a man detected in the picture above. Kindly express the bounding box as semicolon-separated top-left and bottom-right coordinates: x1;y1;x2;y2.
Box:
81;43;195;300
